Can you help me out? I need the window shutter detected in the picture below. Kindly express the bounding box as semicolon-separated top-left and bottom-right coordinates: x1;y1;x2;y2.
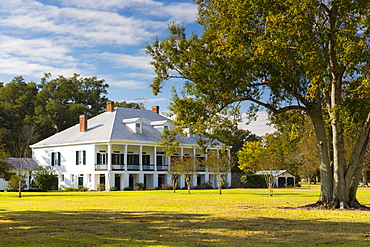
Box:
58;152;61;166
83;151;86;165
76;151;79;165
120;154;124;165
51;152;55;166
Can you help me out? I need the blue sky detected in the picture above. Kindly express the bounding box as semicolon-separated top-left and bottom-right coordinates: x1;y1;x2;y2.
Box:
0;0;273;136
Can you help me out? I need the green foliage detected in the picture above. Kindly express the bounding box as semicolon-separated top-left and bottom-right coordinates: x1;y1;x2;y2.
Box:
109;187;118;191
123;187;133;191
0;142;11;180
146;0;370;207
6;174;26;191
78;185;89;191
63;187;78;191
33;166;58;191
98;184;106;191
134;182;146;190
241;174;267;188
0;74;108;155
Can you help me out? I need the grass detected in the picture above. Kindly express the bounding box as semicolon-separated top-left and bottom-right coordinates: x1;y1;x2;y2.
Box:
0;186;370;246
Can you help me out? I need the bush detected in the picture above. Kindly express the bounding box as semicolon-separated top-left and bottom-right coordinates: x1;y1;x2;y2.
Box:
241;174;267;188
33;166;58;191
64;187;78;191
78;185;88;191
123;187;133;191
135;182;146;190
110;187;118;191
199;181;213;189
6;174;26;191
98;184;105;191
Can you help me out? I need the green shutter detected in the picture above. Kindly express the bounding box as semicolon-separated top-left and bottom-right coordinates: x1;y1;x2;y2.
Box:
76;151;79;165
58;152;61;166
51;152;55;166
83;150;86;165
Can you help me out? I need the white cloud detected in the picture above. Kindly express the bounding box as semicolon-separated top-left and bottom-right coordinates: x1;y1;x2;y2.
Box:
152;3;198;24
0;0;164;46
98;52;152;71
109;79;148;89
238;112;275;136
60;0;162;11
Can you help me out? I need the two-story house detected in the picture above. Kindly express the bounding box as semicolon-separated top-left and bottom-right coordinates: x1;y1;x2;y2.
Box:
31;101;230;190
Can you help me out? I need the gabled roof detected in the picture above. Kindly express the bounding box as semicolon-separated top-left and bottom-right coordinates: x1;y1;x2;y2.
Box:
7;158;39;170
31;107;207;147
255;170;294;177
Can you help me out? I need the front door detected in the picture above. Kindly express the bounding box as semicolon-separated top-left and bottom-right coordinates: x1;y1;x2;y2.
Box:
115;175;121;190
78;176;84;186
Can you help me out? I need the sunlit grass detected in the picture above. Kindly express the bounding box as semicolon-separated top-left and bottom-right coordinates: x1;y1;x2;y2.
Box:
0;187;370;246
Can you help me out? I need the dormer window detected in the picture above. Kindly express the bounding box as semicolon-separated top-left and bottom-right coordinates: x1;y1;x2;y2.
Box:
150;120;170;133
122;118;142;134
135;123;141;133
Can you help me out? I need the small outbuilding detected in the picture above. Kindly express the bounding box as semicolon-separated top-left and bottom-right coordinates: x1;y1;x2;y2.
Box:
0;158;39;191
254;170;295;188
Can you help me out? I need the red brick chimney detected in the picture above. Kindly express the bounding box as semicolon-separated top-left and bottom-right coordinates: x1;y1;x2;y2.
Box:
106;100;114;112
79;115;87;132
152;106;159;114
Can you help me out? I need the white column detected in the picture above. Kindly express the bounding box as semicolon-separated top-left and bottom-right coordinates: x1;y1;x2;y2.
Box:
120;174;124;190
153;173;158;188
180;147;183;157
107;143;112;171
138;173;144;183
123;173;129;188
124;145;128;171
154;146;157;171
139;145;143;171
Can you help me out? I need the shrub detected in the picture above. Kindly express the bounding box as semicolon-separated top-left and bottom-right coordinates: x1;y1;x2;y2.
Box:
241;174;267;188
78;185;88;191
110;187;118;191
33;166;58;191
64;187;78;191
98;184;105;191
6;174;26;191
123;187;133;191
199;181;213;189
135;182;146;190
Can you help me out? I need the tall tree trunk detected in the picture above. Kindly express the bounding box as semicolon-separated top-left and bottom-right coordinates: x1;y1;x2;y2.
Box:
309;104;333;204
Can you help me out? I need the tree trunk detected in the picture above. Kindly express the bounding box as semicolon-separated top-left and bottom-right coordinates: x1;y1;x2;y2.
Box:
309;104;333;204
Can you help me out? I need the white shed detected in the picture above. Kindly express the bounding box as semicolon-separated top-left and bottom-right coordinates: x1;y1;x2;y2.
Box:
255;170;295;188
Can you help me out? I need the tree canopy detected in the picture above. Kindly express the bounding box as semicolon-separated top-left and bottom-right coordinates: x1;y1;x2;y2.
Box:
147;0;370;208
0;74;109;156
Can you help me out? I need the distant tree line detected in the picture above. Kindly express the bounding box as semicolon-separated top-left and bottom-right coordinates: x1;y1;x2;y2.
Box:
0;73;109;157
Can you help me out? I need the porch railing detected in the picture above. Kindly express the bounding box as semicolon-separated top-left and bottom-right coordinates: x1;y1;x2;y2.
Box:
95;164;107;171
157;165;169;171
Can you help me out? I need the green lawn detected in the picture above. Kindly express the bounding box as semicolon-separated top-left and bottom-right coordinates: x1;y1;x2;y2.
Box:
1;186;370;246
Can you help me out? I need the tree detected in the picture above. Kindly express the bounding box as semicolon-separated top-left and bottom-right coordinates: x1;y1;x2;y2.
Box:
0;142;11;180
6;174;26;192
146;0;370;208
170;156;199;194
290;120;320;189
33;166;58;191
203;153;232;195
168;157;182;193
35;73;108;139
238;141;281;196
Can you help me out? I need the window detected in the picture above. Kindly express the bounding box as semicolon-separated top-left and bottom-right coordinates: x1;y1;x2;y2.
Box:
142;155;150;165
135;123;141;133
96;152;107;164
88;174;91;183
157;155;164;166
71;174;75;183
61;174;64;182
127;154;139;165
51;152;61;166
76;151;86;165
112;153;124;165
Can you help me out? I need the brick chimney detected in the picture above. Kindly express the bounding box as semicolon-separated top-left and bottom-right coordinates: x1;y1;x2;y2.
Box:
79;115;87;132
106;100;114;112
152;106;159;114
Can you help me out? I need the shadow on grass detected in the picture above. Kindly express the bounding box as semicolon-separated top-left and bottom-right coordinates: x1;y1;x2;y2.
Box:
1;210;370;246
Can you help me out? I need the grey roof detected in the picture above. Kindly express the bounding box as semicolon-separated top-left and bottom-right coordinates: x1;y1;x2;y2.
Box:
31;107;208;147
255;170;294;177
7;158;39;170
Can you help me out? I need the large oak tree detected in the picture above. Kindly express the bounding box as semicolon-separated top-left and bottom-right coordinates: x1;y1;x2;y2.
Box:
146;0;370;208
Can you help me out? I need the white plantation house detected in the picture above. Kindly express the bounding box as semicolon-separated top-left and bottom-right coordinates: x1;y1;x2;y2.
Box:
31;101;230;191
